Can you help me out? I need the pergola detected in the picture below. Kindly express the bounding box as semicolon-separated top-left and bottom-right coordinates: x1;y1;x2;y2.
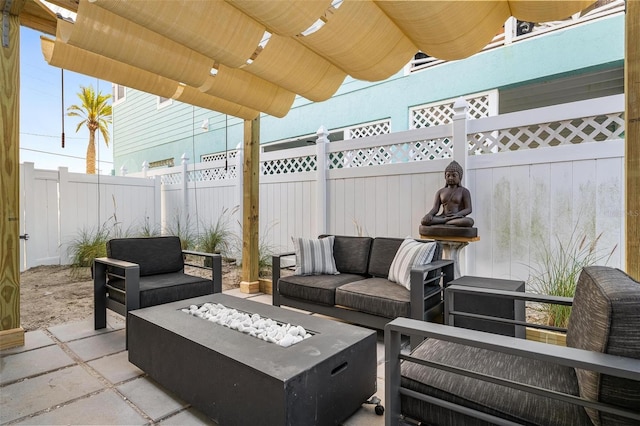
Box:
1;0;638;349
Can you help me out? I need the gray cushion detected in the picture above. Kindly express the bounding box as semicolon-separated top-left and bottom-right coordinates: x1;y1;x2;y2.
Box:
321;235;373;275
292;236;339;275
277;273;366;305
401;339;592;426
336;278;442;319
108;272;213;308
367;237;404;278
566;266;640;426
336;277;410;318
107;236;184;276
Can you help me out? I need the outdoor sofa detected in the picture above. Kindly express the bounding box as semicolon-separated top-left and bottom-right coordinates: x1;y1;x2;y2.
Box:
385;266;640;425
93;236;222;330
272;235;455;347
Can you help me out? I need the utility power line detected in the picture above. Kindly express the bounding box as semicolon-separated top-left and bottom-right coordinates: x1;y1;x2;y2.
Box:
20;147;113;164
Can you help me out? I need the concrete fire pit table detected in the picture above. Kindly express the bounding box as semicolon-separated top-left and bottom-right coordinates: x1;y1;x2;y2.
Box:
127;293;378;425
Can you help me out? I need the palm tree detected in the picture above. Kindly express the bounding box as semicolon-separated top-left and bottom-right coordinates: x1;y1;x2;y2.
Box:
67;85;112;174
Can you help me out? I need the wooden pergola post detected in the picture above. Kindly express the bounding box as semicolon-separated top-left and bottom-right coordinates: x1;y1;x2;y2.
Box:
240;116;260;293
626;0;639;281
0;0;26;350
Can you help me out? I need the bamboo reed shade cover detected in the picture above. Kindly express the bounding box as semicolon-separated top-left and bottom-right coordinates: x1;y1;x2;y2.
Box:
40;0;594;119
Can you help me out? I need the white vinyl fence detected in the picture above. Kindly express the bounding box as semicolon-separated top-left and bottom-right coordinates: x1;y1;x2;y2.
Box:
19;164;160;271
21;94;625;284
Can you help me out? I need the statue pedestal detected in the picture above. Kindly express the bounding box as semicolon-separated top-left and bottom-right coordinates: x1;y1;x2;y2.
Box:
418;234;480;278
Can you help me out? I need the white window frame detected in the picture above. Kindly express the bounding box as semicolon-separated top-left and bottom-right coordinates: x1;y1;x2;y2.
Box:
112;84;126;105
157;96;172;109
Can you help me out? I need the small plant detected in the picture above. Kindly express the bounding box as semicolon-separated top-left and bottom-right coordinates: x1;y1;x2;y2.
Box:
197;206;238;256
257;236;275;278
528;226;616;328
67;225;110;269
138;215;161;237
164;210;197;250
232;220;278;278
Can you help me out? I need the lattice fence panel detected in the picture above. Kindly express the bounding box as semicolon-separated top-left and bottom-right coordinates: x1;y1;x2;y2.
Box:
201;151;238;163
411;95;492;128
188;165;237;182
346;120;391;139
261;155;317;175
469;113;625;155
160;173;182;185
328;137;452;169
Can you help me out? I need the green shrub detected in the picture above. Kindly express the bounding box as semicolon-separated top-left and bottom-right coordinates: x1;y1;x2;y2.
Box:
232;220;277;278
528;227;616;328
67;225;110;268
197;206;237;257
138;215;161;237
164;210;197;250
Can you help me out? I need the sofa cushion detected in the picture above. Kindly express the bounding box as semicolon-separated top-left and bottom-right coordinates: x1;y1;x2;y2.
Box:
278;273;366;306
336;278;442;319
321;235;373;275
401;339;592;426
108;272;213;308
565;266;640;426
367;237;404;278
107;236;184;276
292;236;339;276
336;277;409;318
388;239;438;289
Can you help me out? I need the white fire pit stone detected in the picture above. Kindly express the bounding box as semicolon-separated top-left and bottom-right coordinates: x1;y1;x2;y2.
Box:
182;303;312;347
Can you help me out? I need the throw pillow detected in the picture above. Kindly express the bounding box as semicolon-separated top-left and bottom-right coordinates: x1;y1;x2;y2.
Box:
388;238;437;290
292;236;339;276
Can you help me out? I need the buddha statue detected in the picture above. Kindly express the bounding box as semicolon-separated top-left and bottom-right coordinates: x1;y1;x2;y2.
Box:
419;160;477;238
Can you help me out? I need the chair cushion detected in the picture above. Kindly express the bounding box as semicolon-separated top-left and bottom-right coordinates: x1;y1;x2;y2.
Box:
566;266;640;426
108;272;213;308
292;236;339;276
107;236;184;276
322;235;373;275
277;273;366;305
401;339;592;426
367;237;404;278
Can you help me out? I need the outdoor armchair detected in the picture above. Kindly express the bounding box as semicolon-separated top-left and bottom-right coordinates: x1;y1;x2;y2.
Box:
94;236;222;330
385;266;640;425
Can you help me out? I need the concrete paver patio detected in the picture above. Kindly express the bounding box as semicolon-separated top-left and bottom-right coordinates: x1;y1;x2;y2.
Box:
0;289;385;425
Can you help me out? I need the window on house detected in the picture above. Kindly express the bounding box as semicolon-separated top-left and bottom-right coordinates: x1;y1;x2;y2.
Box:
113;84;126;104
149;158;175;168
157;96;172;109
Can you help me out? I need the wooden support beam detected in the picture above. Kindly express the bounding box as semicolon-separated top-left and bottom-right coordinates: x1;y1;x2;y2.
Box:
240;116;260;293
18;0;58;36
1;0;25;349
626;0;640;280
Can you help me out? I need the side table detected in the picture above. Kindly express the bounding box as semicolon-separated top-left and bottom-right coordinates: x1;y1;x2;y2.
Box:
444;275;526;338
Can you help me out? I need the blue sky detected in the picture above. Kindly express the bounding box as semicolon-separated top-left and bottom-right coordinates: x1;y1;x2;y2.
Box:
20;26;114;174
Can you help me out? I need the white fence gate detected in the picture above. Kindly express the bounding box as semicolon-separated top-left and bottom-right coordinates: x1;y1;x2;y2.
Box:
19;164;160;271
